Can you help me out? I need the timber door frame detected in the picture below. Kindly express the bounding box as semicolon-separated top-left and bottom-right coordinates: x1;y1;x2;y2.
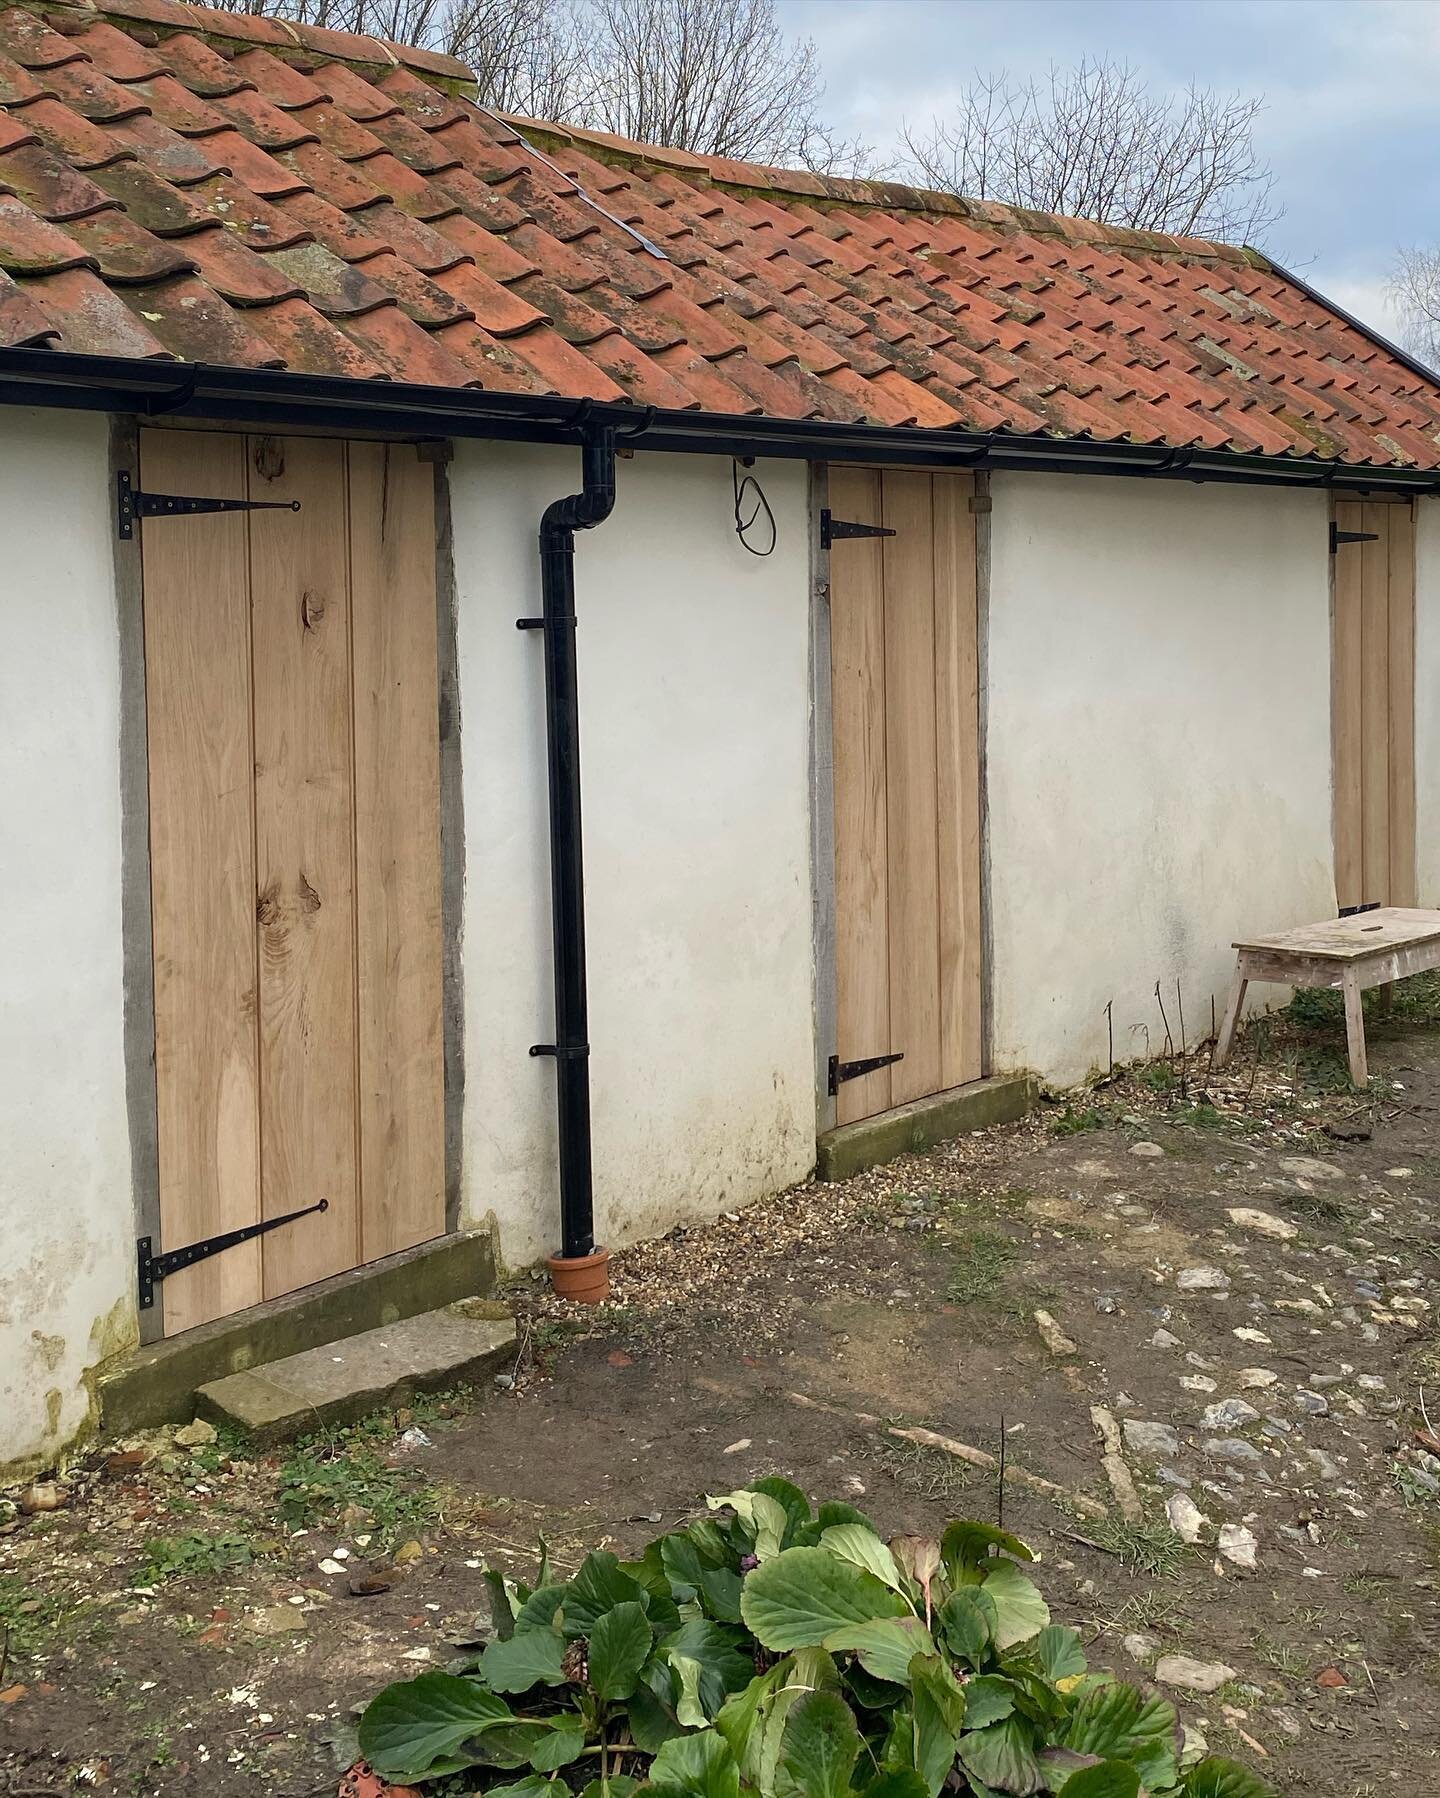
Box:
809;463;991;1134
112;419;464;1344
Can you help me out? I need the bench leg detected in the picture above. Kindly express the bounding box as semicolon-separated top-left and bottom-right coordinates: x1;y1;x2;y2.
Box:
1213;968;1248;1070
1342;968;1368;1087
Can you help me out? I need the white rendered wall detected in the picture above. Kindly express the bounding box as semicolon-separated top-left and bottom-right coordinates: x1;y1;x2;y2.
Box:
986;474;1335;1087
0;411;136;1472
451;446;815;1267
1415;497;1440;903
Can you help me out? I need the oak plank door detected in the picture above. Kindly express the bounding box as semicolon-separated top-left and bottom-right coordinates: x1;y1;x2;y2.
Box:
829;468;983;1126
1332;498;1416;911
140;429;446;1334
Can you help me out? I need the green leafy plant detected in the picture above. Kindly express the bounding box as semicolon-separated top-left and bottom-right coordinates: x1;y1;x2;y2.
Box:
138;1529;256;1584
357;1483;1271;1798
1052;1106;1105;1137
278;1434;438;1546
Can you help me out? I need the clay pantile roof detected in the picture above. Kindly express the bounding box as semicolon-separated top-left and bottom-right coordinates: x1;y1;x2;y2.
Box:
2;0;1439;468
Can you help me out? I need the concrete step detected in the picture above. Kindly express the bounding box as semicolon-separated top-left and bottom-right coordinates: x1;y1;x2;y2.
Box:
194;1302;516;1446
816;1071;1038;1182
99;1227;501;1436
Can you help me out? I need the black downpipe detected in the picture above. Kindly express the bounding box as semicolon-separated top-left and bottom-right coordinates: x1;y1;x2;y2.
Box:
527;428;617;1261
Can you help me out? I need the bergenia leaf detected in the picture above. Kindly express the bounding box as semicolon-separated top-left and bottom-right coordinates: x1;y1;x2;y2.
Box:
1182;1759;1276;1798
1064;1684;1180;1792
492;1778;571;1798
749;1477;814;1542
514;1584;569;1635
941;1521;1035;1584
709;1490;790;1562
480;1627;568;1693
775;1689;861;1798
819;1524;904;1593
908;1654;967;1796
938;1588;996;1667
958;1715;1043;1796
961;1675;1016;1730
890;1536;941;1613
822;1617;935;1684
649;1728;742;1798
1034;1626;1087;1685
1061;1764;1141;1798
740;1547;908;1651
484;1568;520;1641
588;1600;652;1702
563;1553;648;1637
530;1726;587;1773
673;1653;708;1729
358;1671;511;1781
981;1560;1050;1652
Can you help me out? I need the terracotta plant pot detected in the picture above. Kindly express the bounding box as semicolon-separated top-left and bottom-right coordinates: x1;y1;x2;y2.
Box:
545;1246;611;1303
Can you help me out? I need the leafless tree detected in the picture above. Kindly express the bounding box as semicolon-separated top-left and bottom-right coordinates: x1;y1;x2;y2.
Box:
1390;247;1440;369
581;0;865;169
904;59;1279;244
223;0;869;169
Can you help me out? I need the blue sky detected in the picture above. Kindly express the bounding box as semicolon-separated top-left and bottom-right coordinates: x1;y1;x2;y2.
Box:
779;0;1440;341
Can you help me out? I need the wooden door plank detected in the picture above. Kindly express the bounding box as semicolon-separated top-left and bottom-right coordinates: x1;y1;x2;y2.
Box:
881;470;943;1105
933;472;982;1087
141;429;263;1334
829;466;892;1124
1331;500;1364;910
1386;502;1417;907
349;443;446;1260
249;434;359;1295
1359;500;1391;905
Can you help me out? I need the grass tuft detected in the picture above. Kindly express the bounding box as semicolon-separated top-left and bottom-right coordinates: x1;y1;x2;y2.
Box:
1090;1517;1191;1579
947;1228;1019;1304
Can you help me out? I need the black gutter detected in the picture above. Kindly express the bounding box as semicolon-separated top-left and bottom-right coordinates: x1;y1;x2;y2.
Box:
523;427;618;1267
3;346;1440;494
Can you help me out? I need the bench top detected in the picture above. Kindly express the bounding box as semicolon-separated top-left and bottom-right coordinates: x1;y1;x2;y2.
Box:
1233;907;1440;962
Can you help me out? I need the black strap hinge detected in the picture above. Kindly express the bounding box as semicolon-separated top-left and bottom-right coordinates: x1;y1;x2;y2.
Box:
1330;522;1380;552
821;509;896;551
117;470;301;541
829;1050;904;1095
137;1198;328;1310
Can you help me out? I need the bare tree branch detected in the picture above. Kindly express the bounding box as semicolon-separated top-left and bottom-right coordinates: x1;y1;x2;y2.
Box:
903;58;1279;244
1390;247;1440;370
218;0;876;169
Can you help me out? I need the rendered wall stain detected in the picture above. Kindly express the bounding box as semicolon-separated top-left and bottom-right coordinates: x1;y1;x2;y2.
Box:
986;474;1335;1088
450;446;816;1266
0;409;137;1474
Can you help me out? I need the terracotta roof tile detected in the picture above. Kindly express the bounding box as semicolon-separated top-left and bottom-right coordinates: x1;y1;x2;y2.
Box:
0;258;56;339
150;33;254;100
17;94;133;167
64;202;195;280
229;45;327;111
208;84;321;152
17;260;168;353
0;0;1435;467
0;50;50;105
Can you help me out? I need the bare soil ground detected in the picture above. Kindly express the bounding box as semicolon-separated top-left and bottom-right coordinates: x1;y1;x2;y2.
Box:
5;997;1440;1798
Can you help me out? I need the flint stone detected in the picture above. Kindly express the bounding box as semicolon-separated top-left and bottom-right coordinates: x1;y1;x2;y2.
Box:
1156;1655;1236;1694
1124;1420;1181;1459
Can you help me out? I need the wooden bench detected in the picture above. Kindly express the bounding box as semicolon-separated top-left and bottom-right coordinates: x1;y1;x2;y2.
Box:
1213;907;1440;1087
